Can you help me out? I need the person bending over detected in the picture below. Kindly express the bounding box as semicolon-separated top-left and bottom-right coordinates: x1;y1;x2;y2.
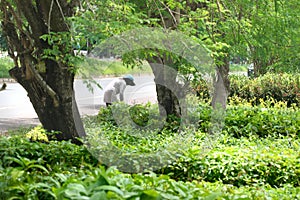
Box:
103;74;135;107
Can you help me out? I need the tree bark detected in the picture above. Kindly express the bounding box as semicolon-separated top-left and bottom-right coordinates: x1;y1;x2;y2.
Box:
211;60;230;109
1;0;85;144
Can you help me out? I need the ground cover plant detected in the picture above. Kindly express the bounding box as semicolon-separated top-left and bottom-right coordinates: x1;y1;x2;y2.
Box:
1;96;299;199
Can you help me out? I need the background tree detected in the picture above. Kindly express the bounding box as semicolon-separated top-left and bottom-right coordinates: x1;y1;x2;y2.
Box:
0;0;85;143
247;0;300;75
219;0;300;76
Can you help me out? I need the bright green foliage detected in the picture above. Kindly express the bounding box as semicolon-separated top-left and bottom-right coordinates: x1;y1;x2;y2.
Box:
71;0;148;51
162;136;300;187
224;105;299;137
40;32;82;73
0;134;98;199
129;104;150;127
245;0;300;74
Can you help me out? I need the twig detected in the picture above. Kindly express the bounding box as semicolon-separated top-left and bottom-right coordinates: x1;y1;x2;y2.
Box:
48;0;54;33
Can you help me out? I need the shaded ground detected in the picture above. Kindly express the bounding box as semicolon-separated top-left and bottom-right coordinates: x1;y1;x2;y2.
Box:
0;118;40;135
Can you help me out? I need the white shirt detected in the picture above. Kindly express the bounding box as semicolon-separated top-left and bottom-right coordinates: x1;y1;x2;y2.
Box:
103;78;127;103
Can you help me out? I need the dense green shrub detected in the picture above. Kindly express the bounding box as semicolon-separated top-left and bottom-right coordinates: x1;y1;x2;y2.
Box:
97;101;300;138
1;133;299;199
0;133;98;170
224;105;300;138
229;73;300;106
179;101;299;138
93;103;300;186
97;102;167;130
161;136;300;187
193;73;300;106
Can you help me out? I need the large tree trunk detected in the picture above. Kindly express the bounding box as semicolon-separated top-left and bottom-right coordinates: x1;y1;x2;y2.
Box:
147;56;182;119
1;0;85;144
9;66;85;144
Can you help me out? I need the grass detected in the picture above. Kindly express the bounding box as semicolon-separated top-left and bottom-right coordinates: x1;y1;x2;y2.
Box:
76;57;152;78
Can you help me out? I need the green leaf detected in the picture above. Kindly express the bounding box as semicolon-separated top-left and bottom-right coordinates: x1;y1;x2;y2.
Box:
141;190;162;200
94;185;124;197
90;191;108;200
64;183;88;198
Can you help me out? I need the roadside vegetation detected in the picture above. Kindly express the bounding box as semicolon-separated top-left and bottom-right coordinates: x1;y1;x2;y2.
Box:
76;57;152;78
1;72;299;199
0;56;13;78
0;55;267;80
0;56;152;79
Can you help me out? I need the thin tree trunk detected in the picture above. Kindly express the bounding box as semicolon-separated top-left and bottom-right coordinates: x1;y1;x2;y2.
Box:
211;60;230;109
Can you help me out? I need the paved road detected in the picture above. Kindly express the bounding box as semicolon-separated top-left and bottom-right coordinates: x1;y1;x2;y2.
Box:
0;75;157;132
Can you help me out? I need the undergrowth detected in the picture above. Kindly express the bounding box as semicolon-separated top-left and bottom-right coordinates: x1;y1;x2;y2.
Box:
1;99;299;199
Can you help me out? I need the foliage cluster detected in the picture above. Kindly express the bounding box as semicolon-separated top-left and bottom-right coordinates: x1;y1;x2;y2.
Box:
94;101;300;183
72;0;300;76
98;101;300;139
193;73;300;107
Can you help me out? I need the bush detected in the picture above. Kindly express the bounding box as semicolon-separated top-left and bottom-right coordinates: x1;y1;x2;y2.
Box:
92;102;300;186
161;136;300;187
224;105;300;138
229;73;300;107
97;101;300;139
193;73;300;107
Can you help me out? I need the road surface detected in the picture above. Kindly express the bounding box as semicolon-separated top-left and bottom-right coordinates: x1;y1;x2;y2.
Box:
0;75;157;132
